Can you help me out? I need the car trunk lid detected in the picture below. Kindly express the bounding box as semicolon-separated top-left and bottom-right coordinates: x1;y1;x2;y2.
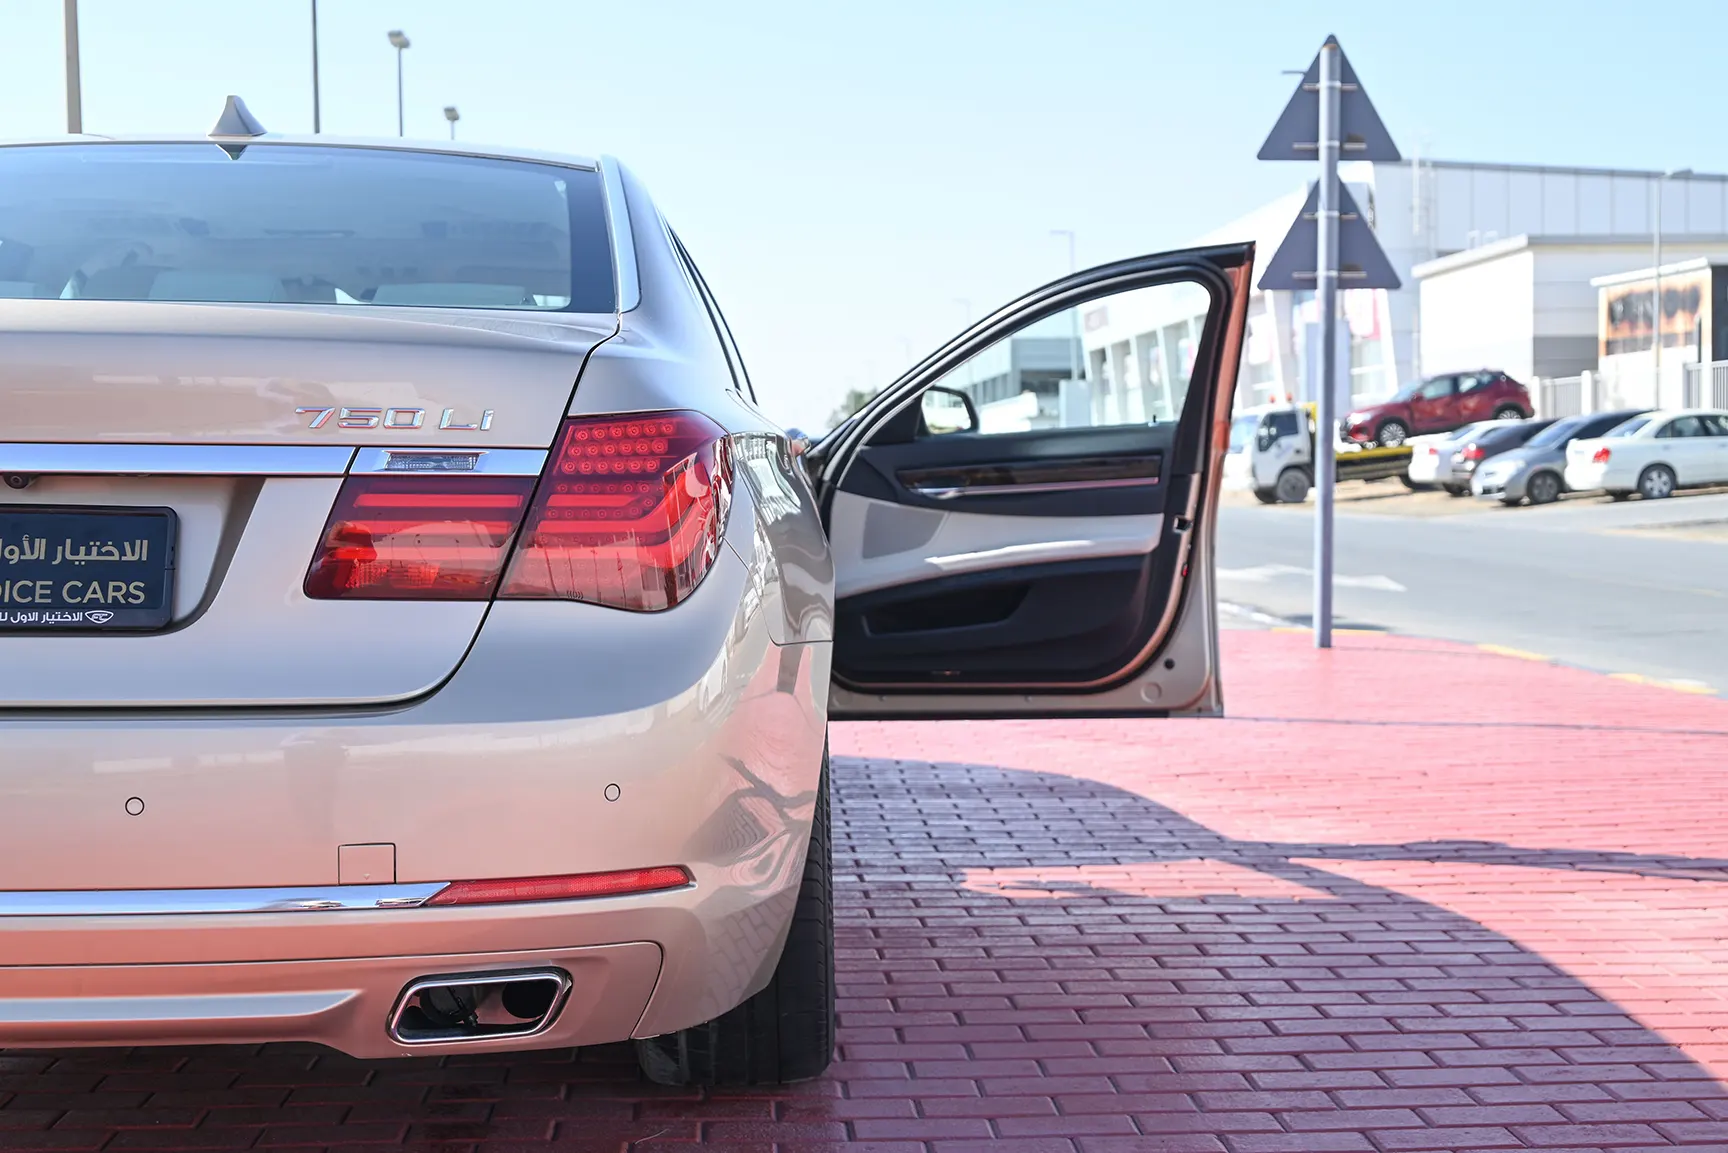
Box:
0;301;613;708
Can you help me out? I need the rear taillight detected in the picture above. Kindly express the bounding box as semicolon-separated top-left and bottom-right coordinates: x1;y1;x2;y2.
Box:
305;411;733;609
1592;446;1612;464
1461;444;1484;462
304;476;536;599
498;411;734;612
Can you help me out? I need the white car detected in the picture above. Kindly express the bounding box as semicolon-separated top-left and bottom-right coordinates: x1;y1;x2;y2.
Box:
1563;409;1728;499
1405;421;1514;489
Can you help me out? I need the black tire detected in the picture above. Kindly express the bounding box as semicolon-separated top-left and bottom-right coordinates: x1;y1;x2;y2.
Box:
1252;488;1280;505
1525;471;1562;506
1609;490;1632;502
1492;405;1525;421
635;748;835;1086
1637;464;1677;500
1442;483;1466;496
1375;420;1409;448
1398;474;1420;490
1274;467;1311;504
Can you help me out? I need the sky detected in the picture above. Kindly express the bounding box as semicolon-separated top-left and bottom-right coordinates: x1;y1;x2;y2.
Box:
6;0;1728;432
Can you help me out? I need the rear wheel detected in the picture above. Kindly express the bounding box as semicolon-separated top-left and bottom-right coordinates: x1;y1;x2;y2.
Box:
1274;467;1312;504
1492;405;1525;421
635;747;835;1086
1525;471;1561;506
1375;419;1409;448
1638;464;1677;500
1442;483;1466;496
1252;488;1280;505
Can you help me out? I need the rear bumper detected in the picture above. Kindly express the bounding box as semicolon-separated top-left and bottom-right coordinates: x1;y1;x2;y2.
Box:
0;545;833;1056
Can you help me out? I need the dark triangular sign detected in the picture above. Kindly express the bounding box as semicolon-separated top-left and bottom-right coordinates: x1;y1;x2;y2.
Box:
1259;35;1400;163
1258;181;1401;291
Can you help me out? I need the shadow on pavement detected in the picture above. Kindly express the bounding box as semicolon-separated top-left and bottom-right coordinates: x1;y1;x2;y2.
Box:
3;753;1726;1150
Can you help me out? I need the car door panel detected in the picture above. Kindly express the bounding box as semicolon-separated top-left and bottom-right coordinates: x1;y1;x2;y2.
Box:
816;245;1251;719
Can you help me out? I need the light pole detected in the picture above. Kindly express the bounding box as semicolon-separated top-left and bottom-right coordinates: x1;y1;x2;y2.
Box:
310;1;321;133
1050;230;1083;417
63;0;82;133
1653;167;1693;402
388;30;410;136
443;105;460;140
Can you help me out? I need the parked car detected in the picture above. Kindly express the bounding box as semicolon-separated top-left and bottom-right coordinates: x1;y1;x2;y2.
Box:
1225;403;1412;503
1564;409;1728;499
1424;418;1556;495
0;112;1250;1082
1343;370;1532;448
1405;420;1514;488
1470;409;1649;505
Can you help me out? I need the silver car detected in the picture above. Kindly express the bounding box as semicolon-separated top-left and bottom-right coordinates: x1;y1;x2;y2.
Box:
0;103;1248;1083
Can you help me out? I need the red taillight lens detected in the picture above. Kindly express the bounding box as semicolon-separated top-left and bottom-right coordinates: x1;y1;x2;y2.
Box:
1461;444;1485;462
304;475;536;599
499;411;734;612
425;866;692;906
1592;446;1612;464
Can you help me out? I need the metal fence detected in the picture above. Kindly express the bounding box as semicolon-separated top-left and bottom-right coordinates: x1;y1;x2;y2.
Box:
1534;375;1585;419
1683;360;1728;409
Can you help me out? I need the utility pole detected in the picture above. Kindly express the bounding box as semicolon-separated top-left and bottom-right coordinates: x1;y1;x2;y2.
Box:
1051;230;1083;401
63;0;82;134
388;30;411;137
1257;36;1400;649
1654;168;1693;403
311;1;322;133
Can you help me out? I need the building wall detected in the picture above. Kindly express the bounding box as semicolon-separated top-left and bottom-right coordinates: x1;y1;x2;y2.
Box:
1202;160;1728;413
1418;250;1535;380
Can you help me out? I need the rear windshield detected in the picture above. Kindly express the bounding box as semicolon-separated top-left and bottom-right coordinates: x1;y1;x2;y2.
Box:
1605;416;1652;438
1527;416;1587;448
0;143;615;311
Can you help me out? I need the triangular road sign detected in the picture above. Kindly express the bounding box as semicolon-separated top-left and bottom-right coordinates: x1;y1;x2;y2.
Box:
1257;181;1401;291
1259;35;1400;163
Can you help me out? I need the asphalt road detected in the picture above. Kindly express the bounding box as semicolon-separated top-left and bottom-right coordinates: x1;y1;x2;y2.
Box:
1216;487;1728;692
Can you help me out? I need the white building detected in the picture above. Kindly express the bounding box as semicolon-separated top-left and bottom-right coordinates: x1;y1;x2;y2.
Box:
1187;160;1728;412
1412;236;1728;385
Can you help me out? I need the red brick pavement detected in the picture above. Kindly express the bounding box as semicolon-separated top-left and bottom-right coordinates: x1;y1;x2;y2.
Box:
6;630;1728;1151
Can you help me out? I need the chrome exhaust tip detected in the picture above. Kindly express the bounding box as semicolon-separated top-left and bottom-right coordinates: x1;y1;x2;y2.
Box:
386;968;572;1046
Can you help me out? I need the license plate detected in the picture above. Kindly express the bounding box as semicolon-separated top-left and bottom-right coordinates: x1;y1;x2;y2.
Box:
0;507;177;630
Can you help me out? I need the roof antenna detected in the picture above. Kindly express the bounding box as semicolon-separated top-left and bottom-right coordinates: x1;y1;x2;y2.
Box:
209;95;266;158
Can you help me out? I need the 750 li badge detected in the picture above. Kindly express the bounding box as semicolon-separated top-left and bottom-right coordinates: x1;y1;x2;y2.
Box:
297;406;495;430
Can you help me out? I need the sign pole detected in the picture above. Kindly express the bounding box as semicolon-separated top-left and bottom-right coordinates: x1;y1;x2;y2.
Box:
1313;40;1340;649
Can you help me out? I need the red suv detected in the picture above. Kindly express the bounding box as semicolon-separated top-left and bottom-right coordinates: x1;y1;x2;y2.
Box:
1343;370;1532;448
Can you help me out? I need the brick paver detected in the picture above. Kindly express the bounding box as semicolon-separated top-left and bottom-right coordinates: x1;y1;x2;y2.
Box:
5;630;1728;1150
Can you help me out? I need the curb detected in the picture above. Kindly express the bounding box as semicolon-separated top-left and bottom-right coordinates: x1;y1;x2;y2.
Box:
1220;601;1719;698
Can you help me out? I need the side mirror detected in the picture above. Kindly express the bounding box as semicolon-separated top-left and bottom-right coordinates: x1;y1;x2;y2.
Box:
919;386;980;436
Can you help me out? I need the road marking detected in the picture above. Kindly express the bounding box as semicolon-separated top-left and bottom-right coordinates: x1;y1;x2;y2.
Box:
1218;564;1406;592
1478;644;1551;662
1609;671;1717;695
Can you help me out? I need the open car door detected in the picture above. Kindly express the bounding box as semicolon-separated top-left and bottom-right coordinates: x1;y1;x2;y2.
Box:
812;244;1252;719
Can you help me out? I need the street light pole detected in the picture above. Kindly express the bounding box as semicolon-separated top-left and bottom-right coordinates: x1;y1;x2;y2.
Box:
388;30;411;136
444;105;460;140
310;0;321;133
1051;230;1083;416
1653;168;1692;403
63;0;82;134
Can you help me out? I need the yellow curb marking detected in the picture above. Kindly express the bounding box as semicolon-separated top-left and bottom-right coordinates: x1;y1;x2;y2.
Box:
1477;644;1551;662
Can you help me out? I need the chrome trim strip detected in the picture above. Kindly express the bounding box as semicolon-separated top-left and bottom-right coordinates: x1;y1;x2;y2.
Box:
911;476;1161;500
599;155;641;314
349;448;548;476
0;882;449;916
0;444;356;477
